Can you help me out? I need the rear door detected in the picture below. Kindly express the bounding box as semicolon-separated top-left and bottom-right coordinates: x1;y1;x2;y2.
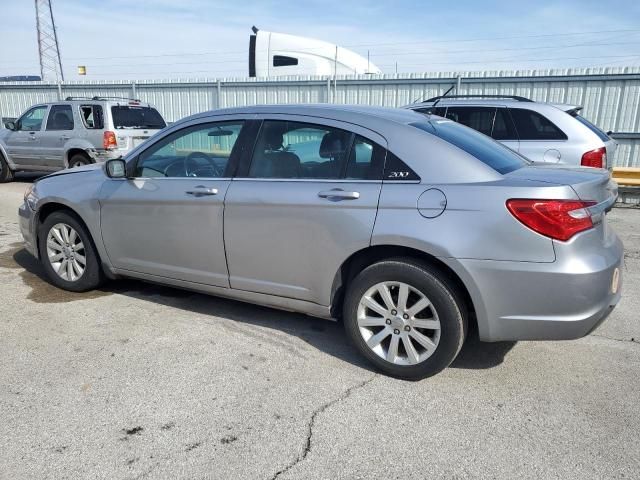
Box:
40;104;75;167
224;116;386;306
100;117;246;287
3;105;49;166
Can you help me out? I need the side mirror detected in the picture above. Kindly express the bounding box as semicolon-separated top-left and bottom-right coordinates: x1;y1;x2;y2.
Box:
105;158;127;178
4;121;16;131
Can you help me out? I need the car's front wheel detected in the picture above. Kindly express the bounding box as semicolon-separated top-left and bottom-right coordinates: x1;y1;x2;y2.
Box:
38;211;104;292
0;154;14;183
343;259;467;380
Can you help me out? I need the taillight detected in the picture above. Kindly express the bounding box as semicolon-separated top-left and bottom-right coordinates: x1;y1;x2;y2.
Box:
506;199;596;241
103;131;117;150
581;147;606;168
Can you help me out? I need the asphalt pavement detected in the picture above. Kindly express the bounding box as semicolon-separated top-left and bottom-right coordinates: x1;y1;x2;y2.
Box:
1;175;638;480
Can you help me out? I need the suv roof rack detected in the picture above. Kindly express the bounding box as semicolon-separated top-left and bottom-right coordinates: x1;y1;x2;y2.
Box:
65;96;93;101
91;96;142;102
424;94;533;103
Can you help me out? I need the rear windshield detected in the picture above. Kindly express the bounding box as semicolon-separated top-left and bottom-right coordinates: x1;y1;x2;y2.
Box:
111;106;166;130
570;112;610;142
411;119;529;174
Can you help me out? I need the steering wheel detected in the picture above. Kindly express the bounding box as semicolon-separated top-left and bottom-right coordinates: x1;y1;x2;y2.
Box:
184;151;225;177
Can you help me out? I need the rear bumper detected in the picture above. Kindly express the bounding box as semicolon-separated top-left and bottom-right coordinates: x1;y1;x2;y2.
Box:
447;234;623;342
90;149;122;163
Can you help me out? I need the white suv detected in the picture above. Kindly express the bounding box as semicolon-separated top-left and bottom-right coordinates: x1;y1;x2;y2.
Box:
405;95;617;169
0;97;166;182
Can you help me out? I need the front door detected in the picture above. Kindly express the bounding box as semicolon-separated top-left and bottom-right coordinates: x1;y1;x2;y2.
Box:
99;119;246;287
4;105;49;167
224;117;385;306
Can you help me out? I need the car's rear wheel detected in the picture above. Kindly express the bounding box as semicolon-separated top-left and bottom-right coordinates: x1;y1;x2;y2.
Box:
68;153;90;168
0;154;14;183
343;258;467;380
38;211;104;292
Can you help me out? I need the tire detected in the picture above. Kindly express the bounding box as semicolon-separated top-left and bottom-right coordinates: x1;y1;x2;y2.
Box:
343;258;467;380
38;211;104;292
68;153;90;168
0;154;14;183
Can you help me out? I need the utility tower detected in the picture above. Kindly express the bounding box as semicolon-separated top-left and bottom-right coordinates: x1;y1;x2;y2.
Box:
35;0;64;81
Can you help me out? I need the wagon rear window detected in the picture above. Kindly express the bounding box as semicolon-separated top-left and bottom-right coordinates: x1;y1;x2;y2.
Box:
411;120;529;175
111;106;166;130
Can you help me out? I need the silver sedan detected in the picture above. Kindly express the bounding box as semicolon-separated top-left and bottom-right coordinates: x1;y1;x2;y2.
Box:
19;105;623;379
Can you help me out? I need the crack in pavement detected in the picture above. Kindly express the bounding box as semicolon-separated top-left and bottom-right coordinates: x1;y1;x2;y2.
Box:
270;374;377;480
590;333;639;345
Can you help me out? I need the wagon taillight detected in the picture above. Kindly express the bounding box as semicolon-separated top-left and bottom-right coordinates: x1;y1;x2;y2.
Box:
103;131;117;150
581;147;606;168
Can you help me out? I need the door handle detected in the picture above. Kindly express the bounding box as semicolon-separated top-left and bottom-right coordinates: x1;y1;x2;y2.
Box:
318;189;360;200
60;135;70;140
185;186;218;196
29;133;37;140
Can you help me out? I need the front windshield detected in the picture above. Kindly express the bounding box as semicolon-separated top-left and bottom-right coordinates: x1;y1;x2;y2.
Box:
411;119;530;174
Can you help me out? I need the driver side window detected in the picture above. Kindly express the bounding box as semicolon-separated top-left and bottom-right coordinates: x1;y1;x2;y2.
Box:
135;121;244;178
18;105;48;131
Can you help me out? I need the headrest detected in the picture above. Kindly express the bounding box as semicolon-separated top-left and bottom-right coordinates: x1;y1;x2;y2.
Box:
319;131;346;158
54;112;72;128
264;127;284;150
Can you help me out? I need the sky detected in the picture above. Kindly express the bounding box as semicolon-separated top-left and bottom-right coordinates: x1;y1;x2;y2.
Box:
1;0;640;81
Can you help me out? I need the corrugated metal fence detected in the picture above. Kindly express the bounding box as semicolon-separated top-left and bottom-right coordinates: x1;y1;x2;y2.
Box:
1;66;639;166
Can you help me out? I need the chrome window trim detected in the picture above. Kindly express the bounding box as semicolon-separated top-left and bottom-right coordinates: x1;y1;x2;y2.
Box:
231;177;383;183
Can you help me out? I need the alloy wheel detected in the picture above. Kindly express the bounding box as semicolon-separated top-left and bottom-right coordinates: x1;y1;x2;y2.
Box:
46;223;86;282
357;281;441;365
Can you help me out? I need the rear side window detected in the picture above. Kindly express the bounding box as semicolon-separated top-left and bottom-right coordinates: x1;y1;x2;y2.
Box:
509;108;567;140
571;113;610;142
111;106;166;130
492;108;518;140
412;120;528;175
46;105;74;131
345;136;385;180
79;105;104;129
445;106;495;136
249;120;351;179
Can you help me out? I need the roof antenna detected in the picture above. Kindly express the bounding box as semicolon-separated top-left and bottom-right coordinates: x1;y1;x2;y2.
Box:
412;84;455;106
252;25;259;34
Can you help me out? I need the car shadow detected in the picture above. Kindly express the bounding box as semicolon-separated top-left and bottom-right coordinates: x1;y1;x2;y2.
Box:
11;246;516;374
14;172;46;182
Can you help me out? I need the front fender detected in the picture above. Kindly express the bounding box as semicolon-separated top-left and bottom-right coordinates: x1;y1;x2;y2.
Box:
32;170;114;275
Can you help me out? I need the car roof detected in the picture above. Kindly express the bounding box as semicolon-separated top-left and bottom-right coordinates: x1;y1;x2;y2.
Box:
182;103;428;129
407;98;582;112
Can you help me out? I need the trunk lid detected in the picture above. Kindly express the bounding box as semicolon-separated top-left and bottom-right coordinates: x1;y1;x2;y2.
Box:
508;165;617;205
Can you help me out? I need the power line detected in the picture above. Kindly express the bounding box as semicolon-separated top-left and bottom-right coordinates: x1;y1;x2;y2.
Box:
4;40;640;72
4;27;639;65
369;40;640;58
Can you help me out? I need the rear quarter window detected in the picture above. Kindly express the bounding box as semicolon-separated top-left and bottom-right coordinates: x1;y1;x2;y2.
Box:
411;120;528;175
509;108;567;140
571;113;611;142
